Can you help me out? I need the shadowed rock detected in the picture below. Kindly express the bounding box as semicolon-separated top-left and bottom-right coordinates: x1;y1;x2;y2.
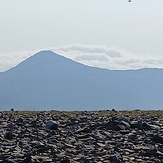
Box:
46;120;58;130
0;110;162;163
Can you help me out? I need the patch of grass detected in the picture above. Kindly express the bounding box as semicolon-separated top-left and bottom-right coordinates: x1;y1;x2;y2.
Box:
1;109;163;117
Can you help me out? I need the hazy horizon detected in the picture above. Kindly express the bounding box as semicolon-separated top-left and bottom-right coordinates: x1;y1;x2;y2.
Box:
1;49;163;73
0;1;163;71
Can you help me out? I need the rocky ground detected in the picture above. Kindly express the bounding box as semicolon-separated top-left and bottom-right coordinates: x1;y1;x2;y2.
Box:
0;110;163;163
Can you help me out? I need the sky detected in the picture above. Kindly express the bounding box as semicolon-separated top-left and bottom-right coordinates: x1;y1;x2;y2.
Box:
0;0;163;72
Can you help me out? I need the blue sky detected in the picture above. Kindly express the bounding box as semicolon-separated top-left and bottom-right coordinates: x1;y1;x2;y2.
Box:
0;0;163;71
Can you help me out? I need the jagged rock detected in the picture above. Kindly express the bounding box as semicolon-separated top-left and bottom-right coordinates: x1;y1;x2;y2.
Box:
4;131;14;140
46;120;58;130
149;124;160;130
0;111;162;163
60;158;70;163
80;157;91;163
105;116;131;131
109;154;121;163
0;112;4;118
151;134;163;144
22;153;32;163
130;120;143;129
128;132;137;141
10;108;14;111
112;108;116;112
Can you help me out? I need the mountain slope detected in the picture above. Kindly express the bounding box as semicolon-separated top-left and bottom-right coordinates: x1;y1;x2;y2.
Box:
0;50;163;110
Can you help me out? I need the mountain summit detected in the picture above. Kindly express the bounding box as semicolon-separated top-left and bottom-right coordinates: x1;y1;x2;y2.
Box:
0;50;163;110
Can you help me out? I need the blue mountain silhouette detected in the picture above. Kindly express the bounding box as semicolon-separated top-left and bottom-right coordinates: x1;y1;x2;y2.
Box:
0;50;163;110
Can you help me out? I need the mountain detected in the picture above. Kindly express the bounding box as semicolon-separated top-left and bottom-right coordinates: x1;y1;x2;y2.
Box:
0;50;163;110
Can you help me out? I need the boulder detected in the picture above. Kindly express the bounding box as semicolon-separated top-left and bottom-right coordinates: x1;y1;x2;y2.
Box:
4;131;14;140
46;120;58;130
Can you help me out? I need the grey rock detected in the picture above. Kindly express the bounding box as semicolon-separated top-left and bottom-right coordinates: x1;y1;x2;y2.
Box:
0;111;162;163
46;120;58;130
151;134;163;144
4;131;14;140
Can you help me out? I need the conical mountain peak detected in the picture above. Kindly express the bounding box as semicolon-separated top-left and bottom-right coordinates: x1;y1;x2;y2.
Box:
5;50;89;75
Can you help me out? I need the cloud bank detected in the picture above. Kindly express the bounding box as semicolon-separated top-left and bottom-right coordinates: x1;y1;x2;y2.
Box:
0;51;35;72
52;44;163;70
0;44;163;72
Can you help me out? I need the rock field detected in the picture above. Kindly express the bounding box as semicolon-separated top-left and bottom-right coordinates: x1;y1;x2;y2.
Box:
0;110;163;163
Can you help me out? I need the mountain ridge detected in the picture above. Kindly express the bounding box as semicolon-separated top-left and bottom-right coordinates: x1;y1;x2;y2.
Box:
0;50;163;110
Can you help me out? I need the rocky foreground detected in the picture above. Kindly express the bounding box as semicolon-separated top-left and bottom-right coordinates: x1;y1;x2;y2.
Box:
0;110;163;163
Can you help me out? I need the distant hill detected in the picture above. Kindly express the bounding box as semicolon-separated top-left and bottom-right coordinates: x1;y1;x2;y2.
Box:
0;50;163;110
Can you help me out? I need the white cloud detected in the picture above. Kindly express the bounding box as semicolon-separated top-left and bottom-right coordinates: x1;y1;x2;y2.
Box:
0;51;35;72
0;44;163;72
52;44;163;70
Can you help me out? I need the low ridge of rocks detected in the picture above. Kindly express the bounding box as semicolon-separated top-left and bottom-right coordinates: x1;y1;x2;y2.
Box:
0;110;163;163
